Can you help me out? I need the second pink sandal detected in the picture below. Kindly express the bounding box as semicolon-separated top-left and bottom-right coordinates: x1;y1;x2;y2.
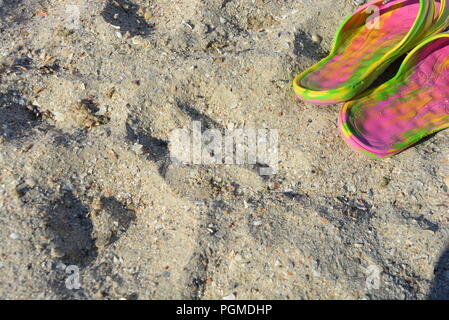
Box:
339;33;449;158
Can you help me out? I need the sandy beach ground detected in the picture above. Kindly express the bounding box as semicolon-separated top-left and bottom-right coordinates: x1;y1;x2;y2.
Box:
0;0;448;299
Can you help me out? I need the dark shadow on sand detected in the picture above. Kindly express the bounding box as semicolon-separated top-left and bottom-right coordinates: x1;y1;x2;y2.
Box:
293;29;328;61
429;246;449;300
101;0;153;37
0;0;30;30
0;90;42;142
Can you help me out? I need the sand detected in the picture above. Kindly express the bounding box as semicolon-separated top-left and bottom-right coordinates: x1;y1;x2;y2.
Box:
0;0;448;300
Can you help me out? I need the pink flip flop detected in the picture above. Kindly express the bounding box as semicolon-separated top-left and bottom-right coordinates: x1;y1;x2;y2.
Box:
293;0;449;104
339;33;449;158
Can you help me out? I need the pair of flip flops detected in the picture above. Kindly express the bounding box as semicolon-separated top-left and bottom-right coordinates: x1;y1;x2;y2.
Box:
293;0;449;158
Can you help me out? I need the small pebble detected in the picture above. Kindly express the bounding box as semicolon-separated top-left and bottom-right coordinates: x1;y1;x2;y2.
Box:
9;233;21;240
311;33;321;43
92;198;103;211
444;176;449;189
379;177;391;188
50;247;65;258
144;11;152;21
222;293;236;300
25;178;36;188
56;263;66;270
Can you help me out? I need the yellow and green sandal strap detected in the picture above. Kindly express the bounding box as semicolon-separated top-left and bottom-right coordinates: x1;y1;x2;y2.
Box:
430;0;449;34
